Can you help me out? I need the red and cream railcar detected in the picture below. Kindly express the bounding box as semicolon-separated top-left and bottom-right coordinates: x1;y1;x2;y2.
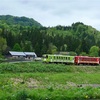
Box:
74;56;99;65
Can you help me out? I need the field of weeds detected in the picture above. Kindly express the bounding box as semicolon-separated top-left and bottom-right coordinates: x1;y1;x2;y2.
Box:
0;61;100;99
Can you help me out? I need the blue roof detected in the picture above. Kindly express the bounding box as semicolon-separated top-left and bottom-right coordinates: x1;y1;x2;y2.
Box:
9;51;37;57
24;52;37;57
9;51;26;56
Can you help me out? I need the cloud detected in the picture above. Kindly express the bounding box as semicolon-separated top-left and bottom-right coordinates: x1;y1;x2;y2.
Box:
0;0;100;30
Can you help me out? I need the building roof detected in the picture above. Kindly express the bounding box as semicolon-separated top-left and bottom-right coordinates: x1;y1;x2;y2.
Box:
24;52;37;57
9;51;37;57
9;51;26;56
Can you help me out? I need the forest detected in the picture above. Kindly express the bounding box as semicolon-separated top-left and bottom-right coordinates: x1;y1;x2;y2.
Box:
0;15;100;57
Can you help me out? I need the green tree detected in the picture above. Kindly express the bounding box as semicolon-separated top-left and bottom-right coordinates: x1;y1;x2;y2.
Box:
0;28;2;34
41;44;47;54
47;43;57;54
34;43;41;56
22;41;33;52
13;43;22;51
0;37;7;55
69;51;77;56
80;52;88;56
89;46;99;57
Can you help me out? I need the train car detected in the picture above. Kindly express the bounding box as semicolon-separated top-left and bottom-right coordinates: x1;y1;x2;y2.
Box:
74;56;99;65
99;58;100;64
42;54;74;64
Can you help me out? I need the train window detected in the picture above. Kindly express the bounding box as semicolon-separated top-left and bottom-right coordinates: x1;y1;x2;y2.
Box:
80;57;82;61
68;57;70;60
49;56;51;59
43;55;48;58
46;55;48;58
84;58;86;61
94;58;96;61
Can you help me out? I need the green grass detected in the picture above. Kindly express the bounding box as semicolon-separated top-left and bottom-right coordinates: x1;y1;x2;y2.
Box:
0;61;100;99
0;72;100;87
0;86;100;100
0;61;100;73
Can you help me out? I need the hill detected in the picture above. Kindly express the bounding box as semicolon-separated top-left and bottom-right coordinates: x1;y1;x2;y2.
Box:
0;15;42;27
0;15;100;56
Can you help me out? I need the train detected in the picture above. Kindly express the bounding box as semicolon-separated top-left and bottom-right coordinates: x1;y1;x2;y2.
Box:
42;54;100;65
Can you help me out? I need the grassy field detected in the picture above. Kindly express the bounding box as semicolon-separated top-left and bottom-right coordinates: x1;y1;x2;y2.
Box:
0;61;100;99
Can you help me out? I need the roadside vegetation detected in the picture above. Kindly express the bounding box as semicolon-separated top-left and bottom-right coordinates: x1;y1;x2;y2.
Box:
0;61;100;99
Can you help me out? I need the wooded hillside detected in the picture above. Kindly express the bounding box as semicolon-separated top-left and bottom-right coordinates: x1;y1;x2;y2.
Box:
0;15;100;57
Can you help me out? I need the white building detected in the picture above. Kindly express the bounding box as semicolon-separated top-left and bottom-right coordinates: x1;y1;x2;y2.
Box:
9;51;37;60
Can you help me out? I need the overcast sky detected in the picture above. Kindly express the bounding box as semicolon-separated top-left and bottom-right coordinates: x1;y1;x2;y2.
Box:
0;0;100;30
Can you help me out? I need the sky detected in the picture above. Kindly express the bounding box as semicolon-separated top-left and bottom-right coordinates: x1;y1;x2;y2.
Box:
0;0;100;30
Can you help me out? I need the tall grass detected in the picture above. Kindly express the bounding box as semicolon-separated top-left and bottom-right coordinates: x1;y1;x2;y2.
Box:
0;62;100;99
0;87;100;100
0;62;100;73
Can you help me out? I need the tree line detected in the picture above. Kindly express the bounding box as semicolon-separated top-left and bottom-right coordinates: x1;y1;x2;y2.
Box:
0;15;100;57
